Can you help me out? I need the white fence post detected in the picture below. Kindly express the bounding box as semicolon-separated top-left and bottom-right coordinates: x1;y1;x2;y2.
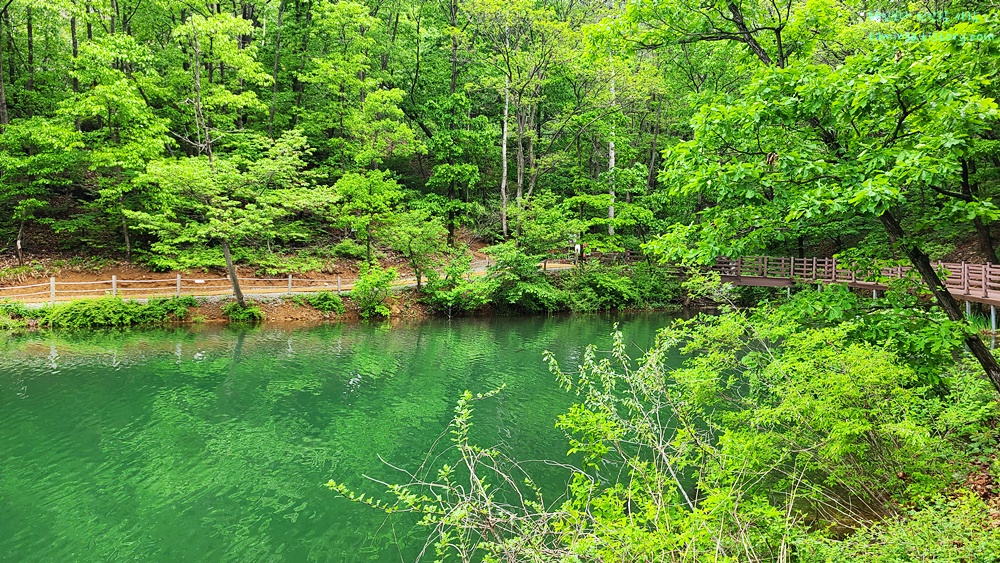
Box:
50;277;56;305
112;275;117;297
288;274;293;293
337;275;341;294
176;274;181;297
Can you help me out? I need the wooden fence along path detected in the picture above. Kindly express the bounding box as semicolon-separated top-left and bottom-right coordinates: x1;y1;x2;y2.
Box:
3;255;1000;309
0;260;495;305
0;274;356;305
713;256;1000;306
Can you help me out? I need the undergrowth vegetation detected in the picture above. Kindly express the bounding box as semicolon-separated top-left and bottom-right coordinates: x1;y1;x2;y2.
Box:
350;262;398;319
305;291;346;314
330;282;1000;561
2;296;200;330
221;301;265;323
45;296;198;329
420;245;685;317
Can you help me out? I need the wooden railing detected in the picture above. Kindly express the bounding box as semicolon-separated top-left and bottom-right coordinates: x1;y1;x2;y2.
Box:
0;275;350;304
5;255;1000;306
712;256;1000;302
0;260;493;305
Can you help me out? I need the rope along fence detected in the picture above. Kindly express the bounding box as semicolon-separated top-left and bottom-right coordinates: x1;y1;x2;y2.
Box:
0;260;493;305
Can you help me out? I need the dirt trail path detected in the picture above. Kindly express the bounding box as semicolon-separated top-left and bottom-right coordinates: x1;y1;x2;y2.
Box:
2;258;576;305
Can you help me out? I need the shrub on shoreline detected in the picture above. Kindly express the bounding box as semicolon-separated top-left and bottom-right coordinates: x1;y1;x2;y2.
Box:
44;296;198;329
221;301;265;323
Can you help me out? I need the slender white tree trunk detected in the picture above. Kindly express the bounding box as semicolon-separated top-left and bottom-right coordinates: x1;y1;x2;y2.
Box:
608;75;616;236
500;76;510;238
0;1;9;127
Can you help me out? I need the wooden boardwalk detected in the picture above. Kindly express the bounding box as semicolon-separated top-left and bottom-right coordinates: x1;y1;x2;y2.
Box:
712;256;1000;306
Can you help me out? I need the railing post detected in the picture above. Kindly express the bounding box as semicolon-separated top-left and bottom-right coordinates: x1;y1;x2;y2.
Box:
112;275;117;297
736;257;743;278
288;273;293;293
832;258;837;282
762;256;768;277
176;274;181;297
50;277;55;306
984;264;990;298
962;262;969;295
337;275;342;294
812;257;817;280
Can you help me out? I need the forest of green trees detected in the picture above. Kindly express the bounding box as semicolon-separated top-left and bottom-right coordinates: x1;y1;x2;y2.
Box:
4;0;1000;560
0;0;994;275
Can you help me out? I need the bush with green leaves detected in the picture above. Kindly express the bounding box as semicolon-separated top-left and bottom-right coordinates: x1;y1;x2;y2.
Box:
329;302;999;561
44;296;198;329
631;263;684;308
350;262;397;319
246;250;328;276
0;299;46;322
221;301;265;323
774;283;968;385
0;307;29;330
332;239;368;260
307;291;346;314
796;494;1000;562
422;255;494;318
560;262;640;311
484;241;567;313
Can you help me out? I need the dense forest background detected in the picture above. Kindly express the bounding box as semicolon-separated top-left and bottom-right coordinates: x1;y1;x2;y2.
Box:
5;1;1000;560
2;0;998;277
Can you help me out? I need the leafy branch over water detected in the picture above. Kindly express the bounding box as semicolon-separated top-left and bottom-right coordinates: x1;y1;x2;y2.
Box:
330;302;1000;561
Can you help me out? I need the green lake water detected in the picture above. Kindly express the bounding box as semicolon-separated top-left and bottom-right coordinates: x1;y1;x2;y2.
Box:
0;313;677;562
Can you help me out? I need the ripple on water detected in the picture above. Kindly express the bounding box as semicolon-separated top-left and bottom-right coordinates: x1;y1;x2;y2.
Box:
0;314;676;562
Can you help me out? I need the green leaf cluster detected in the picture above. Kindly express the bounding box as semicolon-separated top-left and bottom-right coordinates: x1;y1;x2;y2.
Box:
350;262;398;319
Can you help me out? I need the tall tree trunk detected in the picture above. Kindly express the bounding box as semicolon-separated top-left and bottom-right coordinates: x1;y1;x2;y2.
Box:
0;0;9;126
515;106;525;203
221;240;246;307
290;1;312;127
15;220;24;266
974;218;998;264
0;30;6;126
608;66;616;237
121;195;131;262
86;2;93;40
71;9;79;93
2;8;12;86
961;159;1000;263
447;179;456;246
527;101;538;199
500;76;510;238
446;13;459;247
188;17;213;161
268;0;286;138
646;95;662;192
880;211;1000;393
365;225;372;263
25;6;33;91
122;216;132;261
